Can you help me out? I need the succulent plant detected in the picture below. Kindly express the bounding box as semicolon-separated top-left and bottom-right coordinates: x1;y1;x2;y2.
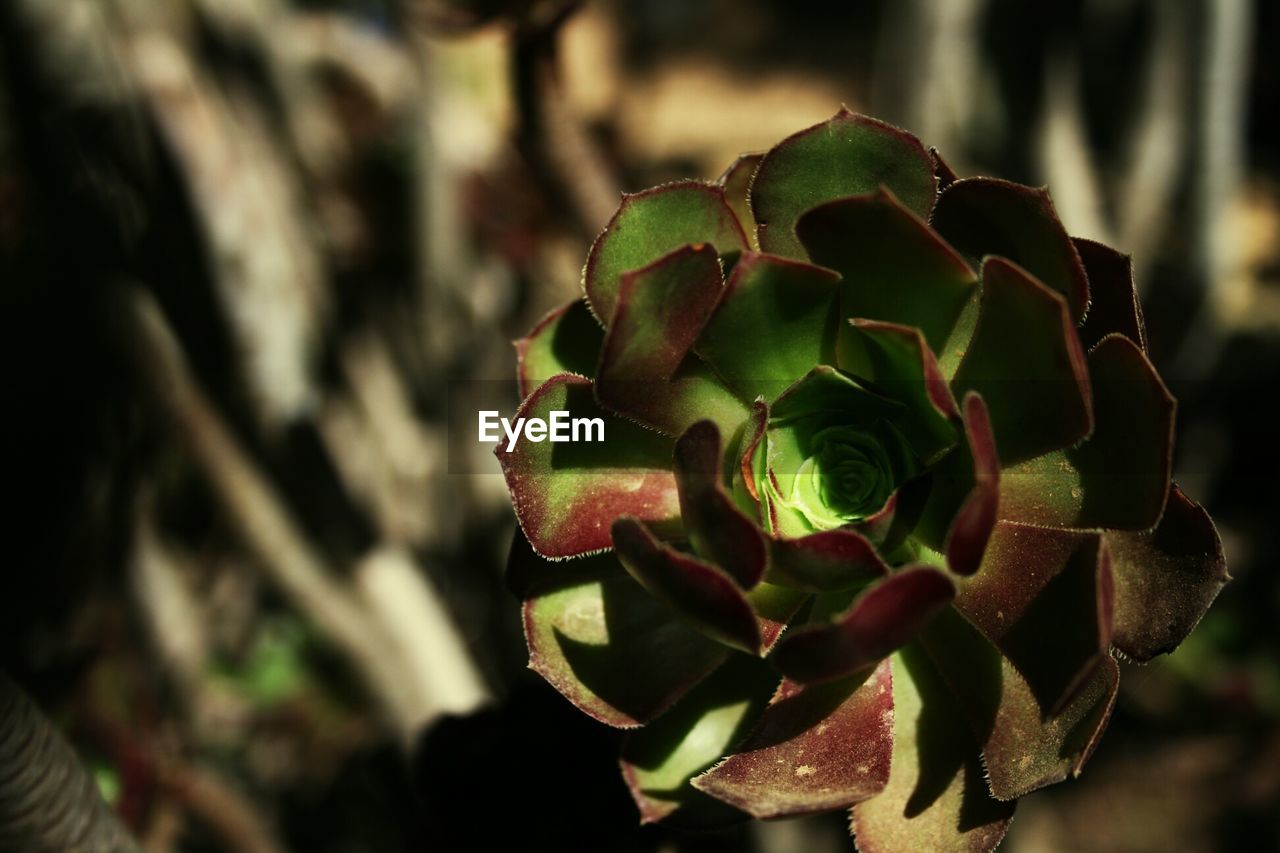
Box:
497;110;1229;850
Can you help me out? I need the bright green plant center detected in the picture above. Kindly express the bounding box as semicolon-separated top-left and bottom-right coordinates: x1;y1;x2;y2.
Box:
780;425;895;529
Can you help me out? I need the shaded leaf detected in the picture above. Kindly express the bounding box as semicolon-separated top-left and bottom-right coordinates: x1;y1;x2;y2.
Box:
931;177;1090;322
1074;237;1147;352
839;319;960;464
943;393;1001;577
797;188;977;356
752;110;936;258
956;523;1113;715
620;654;777;826
515;299;604;398
1000;334;1174;530
596;244;747;437
951;257;1092;466
1106;484;1230;661
674;420;768;588
921;607;1118;801
696;253;841;402
694;660;894;819
523;555;728;728
850;645;1014;853
612;518;763;654
774;566;954;683
496;374;680;558
584;180;747;325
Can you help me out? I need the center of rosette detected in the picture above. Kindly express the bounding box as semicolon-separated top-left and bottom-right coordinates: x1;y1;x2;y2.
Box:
785;426;896;528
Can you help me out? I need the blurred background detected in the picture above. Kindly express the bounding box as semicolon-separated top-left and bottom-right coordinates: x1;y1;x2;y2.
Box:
0;0;1277;850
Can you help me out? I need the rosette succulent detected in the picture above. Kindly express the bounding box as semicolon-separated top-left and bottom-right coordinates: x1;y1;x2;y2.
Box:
497;110;1228;850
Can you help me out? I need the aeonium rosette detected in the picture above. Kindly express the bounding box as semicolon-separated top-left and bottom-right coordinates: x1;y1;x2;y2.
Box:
496;110;1228;850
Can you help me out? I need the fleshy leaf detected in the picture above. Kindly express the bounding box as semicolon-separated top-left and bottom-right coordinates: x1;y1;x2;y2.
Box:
930;177;1090;323
773;567;954;683
732;400;770;520
716;153;764;251
766;529;889;592
999;334;1174;531
515;299;605;398
1106;484;1230;661
674;420;768;588
521;546;729;728
956;523;1113;715
945;393;1001;576
764;367;910;537
584;180;747;325
612;518;763;654
770;365;904;424
839;319;959;465
796;188;978;356
751;110;936;258
596;244;747;437
920;608;1119;801
850;645;1014;853
620;655;777;826
695;253;841;402
914;392;1001;576
951;257;1092;466
1075;237;1148;352
693;659;893;819
496;374;680;559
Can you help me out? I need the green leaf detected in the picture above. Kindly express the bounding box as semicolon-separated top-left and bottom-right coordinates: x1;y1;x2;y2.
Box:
944;393;1001;577
596;244;747;437
796;188;978;356
695;253;841;403
612;518;764;654
920;607;1118;801
621;654;778;826
839;319;960;465
731;400;770;522
751;110;937;259
716;153;764;251
496;374;680;558
850;645;1014;853
584;181;747;325
1106;484;1230;661
930;177;1090;323
770;365;903;425
515;298;605;398
673;420;768;588
951;257;1092;466
693;659;894;819
999;334;1174;531
955;523;1113;716
522;550;729;727
773;566;954;683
